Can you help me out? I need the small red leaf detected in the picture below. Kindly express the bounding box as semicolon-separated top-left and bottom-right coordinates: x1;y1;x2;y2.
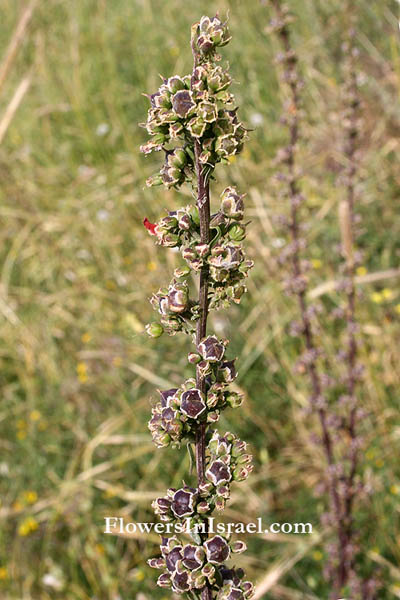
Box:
143;218;157;235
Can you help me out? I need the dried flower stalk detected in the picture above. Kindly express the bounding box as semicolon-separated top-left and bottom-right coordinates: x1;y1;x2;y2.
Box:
267;1;372;597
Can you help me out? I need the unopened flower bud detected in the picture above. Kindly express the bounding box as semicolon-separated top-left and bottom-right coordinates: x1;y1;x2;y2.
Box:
174;265;191;278
146;322;164;338
197;501;211;514
231;540;247;554
157;573;172;588
228;223;246;241
188;352;201;364
226;392;243;408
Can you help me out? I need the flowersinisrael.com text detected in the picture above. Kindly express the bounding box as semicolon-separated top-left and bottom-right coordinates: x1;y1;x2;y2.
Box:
104;517;313;536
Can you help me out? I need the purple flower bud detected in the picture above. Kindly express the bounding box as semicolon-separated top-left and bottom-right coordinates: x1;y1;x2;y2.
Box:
168;283;189;313
171;488;196;518
171;570;190;592
157;573;171;588
148;557;165;569
167;76;186;94
207;411;220;423
180;389;206;418
198;335;225;362
208;243;244;270
205;535;230;564
153;496;172;514
202;562;216;578
242;581;254;598
231;540;247;554
218;359;237;382
159;388;178;407
199;481;213;495
233;464;253;481
195;243;210;257
227;588;245;600
197;501;211;514
216;485;230;498
165;545;183;572
188;352;201;364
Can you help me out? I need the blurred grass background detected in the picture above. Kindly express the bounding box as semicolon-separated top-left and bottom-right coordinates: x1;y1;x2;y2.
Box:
0;0;399;598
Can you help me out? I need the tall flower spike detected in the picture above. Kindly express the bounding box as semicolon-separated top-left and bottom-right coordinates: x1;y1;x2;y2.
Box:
268;1;375;597
142;14;254;600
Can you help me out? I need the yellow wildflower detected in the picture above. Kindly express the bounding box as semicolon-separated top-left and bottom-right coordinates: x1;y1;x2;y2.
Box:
133;570;145;582
356;266;367;276
147;261;157;272
366;448;376;460
24;491;38;504
0;567;8;580
311;259;322;269
18;516;39;536
81;332;92;344
95;543;105;555
390;485;400;495
371;292;383;304
382;288;394;300
29;410;41;422
76;362;87;375
396;303;400;315
112;356;122;367
77;362;88;383
312;550;323;561
17;430;27;440
16;419;26;429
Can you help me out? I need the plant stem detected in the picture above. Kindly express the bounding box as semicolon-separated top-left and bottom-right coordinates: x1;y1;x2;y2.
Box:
191;42;213;600
270;0;349;593
341;24;360;582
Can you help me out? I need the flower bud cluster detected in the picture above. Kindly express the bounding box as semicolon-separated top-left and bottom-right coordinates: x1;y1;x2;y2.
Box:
140;20;247;189
152;431;253;521
145;188;253;336
148;337;245;447
148;535;253;596
149;279;199;336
